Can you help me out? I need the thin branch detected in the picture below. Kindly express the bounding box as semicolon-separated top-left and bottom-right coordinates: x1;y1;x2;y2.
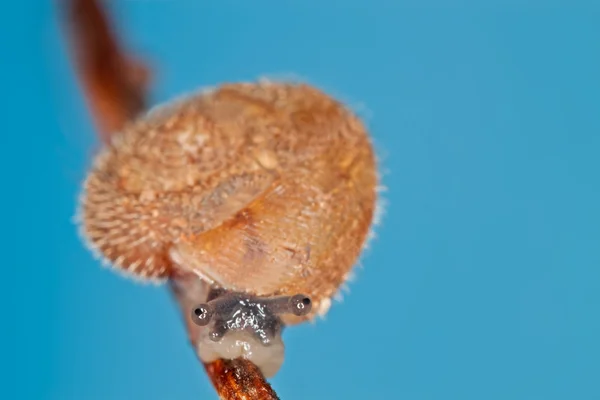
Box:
205;359;279;400
62;0;150;142
61;0;279;398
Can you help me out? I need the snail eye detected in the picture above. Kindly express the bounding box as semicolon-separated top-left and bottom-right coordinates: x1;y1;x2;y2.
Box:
289;295;312;316
191;304;213;326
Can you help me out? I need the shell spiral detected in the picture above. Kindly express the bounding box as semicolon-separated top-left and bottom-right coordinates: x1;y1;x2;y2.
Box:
79;81;378;323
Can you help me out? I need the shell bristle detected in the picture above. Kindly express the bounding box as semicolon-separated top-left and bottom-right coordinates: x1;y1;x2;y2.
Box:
74;177;167;286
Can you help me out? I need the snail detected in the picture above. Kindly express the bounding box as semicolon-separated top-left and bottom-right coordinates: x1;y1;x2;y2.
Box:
78;80;378;377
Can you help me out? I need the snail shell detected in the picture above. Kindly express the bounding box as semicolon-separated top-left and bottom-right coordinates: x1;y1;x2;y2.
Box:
79;80;378;324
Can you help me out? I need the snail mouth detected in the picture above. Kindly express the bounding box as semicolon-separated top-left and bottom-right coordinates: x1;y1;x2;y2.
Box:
196;329;285;378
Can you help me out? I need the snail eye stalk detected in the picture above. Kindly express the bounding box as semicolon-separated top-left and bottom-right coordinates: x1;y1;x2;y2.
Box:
261;294;313;317
191;293;313;328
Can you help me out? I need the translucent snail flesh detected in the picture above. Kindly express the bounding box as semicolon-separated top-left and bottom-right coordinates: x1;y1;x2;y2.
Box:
79;80;378;377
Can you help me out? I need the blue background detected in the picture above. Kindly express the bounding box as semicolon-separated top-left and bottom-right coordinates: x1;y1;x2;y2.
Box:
3;1;600;399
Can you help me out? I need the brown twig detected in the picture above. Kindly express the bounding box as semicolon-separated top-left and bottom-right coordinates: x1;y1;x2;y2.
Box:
61;0;279;398
62;0;150;142
205;359;279;400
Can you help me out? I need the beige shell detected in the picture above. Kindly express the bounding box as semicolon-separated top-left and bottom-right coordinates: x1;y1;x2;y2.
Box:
79;81;378;323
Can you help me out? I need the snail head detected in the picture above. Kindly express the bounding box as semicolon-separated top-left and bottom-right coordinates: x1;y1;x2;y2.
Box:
190;290;312;377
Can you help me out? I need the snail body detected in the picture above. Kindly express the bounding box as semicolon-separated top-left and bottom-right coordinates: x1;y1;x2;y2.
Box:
79;80;378;376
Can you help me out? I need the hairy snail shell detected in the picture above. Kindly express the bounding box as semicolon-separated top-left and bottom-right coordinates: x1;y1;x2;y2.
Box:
79;80;378;326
